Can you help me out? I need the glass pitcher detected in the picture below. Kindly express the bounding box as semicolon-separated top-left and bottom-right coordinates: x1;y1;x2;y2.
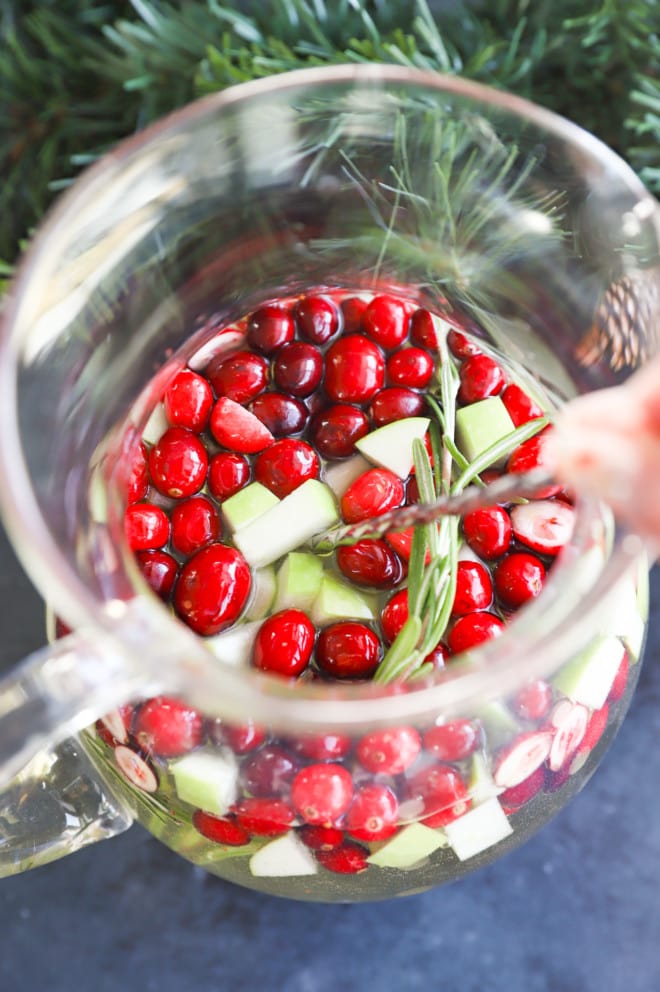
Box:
0;65;658;902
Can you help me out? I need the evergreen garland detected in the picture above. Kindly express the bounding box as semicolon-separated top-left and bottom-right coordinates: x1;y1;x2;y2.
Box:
1;0;659;277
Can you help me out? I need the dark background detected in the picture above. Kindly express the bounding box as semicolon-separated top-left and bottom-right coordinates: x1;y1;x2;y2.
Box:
0;522;659;991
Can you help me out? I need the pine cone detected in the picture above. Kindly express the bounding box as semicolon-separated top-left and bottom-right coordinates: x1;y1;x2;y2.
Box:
576;270;660;374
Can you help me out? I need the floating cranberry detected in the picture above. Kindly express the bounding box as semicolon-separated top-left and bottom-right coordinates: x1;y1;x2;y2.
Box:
386;347;434;389
423;720;480;762
134;696;204;757
309;404;369;459
208;452;250;501
494;551;546;609
252;609;316;678
369;386;425;426
410;308;440;351
294;295;340;344
164;369;213;432
174;543;251;635
340;296;368;333
209;396;274;453
448;612;506;654
447;328;481;359
423;642;451;670
315;621;382;679
452;560;493;615
458;354;506;404
300;825;345;851
462;505;512;559
512;679;552;721
506;430;563;498
233;797;295;836
240;745;299;796
316;842;369;874
356;726;421;775
247;304;295;354
292;732;352;761
127;440;149;504
209;720;267;754
501;383;544;427
337;539;403;589
192;810;251;846
324;334;385;403
148;427;208;498
135;549;178;600
346;783;399;842
380;588;410;644
362;295;409;350
254;438;319;498
248;392;308;436
341;468;405;524
124;503;169;551
291;763;354;824
207;350;269;404
407;763;470;828
171;496;220;556
272;341;323;397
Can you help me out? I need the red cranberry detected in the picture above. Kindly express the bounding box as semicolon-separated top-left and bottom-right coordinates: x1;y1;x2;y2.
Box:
448;612;506;654
248;392;308;436
362;295;409;350
294;295;340;344
233;797;295;836
148;427;208;498
340;468;405;524
406;475;420;504
423;720;480;762
315;621;382;679
316;842;369;874
507;431;563;498
340;296;368;333
462;505;512;559
608;652;630;702
337;539;403;589
252;609;316;678
447;328;481;359
193;810;250;846
494;551;546;609
309;404;370;459
254;438;319;498
208;452;250;501
207;350;269;404
407;763;470;828
410;308;440;351
369;386;425;426
124;503;169;550
423;642;451;670
500;766;545;814
356;726;421;775
127;440;149;504
174;543;251;635
501;383;544;427
164;369;213;432
209;396;274;453
134;696;204;757
380;588;410;644
386;347;434;389
292;733;352;761
272;341;323;397
458;354;506;404
513;679;553;721
208;720;267;754
299;825;345;851
247;304;295;354
240;745;299;796
291;763;354;824
346;783;399;842
170;496;220;556
135;549;178;600
452;560;493;615
324;335;385;403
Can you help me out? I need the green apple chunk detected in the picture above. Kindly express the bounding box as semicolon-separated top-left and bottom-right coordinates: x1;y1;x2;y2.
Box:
142;402;169;444
468;751;504;805
205;619;262;666
249;832;318;877
455;396;516;464
553;635;626;710
274;552;324;613
233;479;339;569
444;797;513;861
221;481;280;533
311;572;376;625
324;453;372;497
244;566;277;621
170;750;238;816
602;578;645;661
367;822;448;869
355;417;430;479
475;701;520;749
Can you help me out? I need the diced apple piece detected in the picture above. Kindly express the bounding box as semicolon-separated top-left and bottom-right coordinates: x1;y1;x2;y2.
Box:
233;479;339;569
475;700;520;749
455;397;515;464
311;572;376;625
468;751;503;804
355;417;430;479
367;823;448;869
206;620;263;666
324;454;372;497
444;797;513;861
553;636;627;710
245;566;277;621
249;832;318;877
170;750;238;816
274;552;324;613
222;481;280;533
601;578;645;662
188;327;244;370
142;402;169;444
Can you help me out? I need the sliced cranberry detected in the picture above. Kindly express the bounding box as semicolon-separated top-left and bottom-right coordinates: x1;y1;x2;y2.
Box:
407;763;470;827
608;651;630;702
124;503;169;551
547;699;589;772
386;347;434;389
500;765;545;814
462;505;512;560
410;308;440;351
448;612;506;654
252;609;316;678
494;552;546;609
324;334;385;403
248;392;308;436
233;797;295;836
294;295;340;344
164;369;213;432
170;495;220;556
148;427;208;498
356;726;421;775
577;704;609;756
510;499;575;555
512;679;552;721
452;560;493;615
337;539;403;588
209;397;274;454
346;783;399;842
317;842;369;874
501;383;544;427
291;763;354;824
247;304;295;354
192;810;251;846
136;549;178;600
208;720;267;754
447;328;481;359
134;696;204;757
207;350;269;404
240;745;299;796
341;468;404;524
309;404;369;459
272;341;323;397
254;438;319;498
380;588;410;644
506;431;563;498
300;824;345;851
493;730;553;788
315;621;382;679
369;386;425;426
291;733;352;762
208;452;250;501
340;296;368;334
174;542;251;635
114;745;159;793
423;720;480;762
127;440;149;504
362;295;409;350
458;354;506;404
